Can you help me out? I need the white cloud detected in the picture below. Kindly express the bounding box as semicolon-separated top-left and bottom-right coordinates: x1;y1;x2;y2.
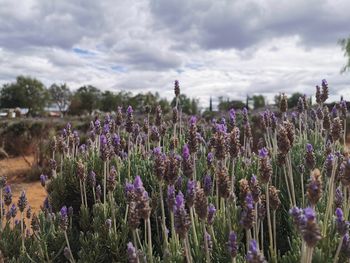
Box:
0;0;349;108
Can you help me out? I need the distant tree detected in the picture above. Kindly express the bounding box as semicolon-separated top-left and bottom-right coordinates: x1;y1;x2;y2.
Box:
209;97;213;112
339;37;350;73
171;94;199;115
100;91;118;112
69;85;101;115
217;97;245;111
0;76;48;116
252;95;265;109
288;92;303;108
49;83;71;115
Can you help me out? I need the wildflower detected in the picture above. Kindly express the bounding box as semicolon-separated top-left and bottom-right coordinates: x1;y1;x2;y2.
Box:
217;165;231;199
155;105;162;126
323;106;331;130
165;153;181;185
186;180;196;207
228;231;238;258
107;166;117;192
4;185;12;206
203;174;212;196
88;171;96;188
277;126;291;155
342;233;350;257
301;207;322;247
188;116;199;154
246;240;267;263
207;204;216;225
174;192;191;239
229;108;236;127
194;186;208;220
297;97;305;114
126;242;138;263
9;204;17;218
31;213;40;232
174;80;180;97
229;127;241;159
316;85;321;104
340;159;350;186
305;143;316;169
182;144;195;179
335;187;343;208
331;117;343;142
269;186;281;210
207;152;214;167
17;190;27;212
250;175;261;203
126;106;134;133
257;195;267;220
258;147;272;184
0;176;7;189
167;185;176;213
59;206;68;230
324;154;334;178
340;99;347;118
116;106;123;126
240;193;255;230
153;147;166;180
306;169;323;206
150;125;160;142
321;79;329;103
335;208;349;236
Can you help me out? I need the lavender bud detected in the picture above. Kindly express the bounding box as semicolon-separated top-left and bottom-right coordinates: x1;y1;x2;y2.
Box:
228;231;238;258
207;204;216;225
59;206;68;230
247;240;267;263
203;174;213;196
127;242;138;263
17;190;27;212
4;185;12;206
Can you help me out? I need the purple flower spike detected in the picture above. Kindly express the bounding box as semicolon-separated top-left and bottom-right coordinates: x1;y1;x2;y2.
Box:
207;204;216;225
100;134;107;146
322;79;328;87
304;207;316;221
306;143;313;152
229;108;236;124
175;191;185;209
127;106;133;114
60;206;68;218
336;208;344;220
258;147;268;158
189;116;197;125
207;152;214;166
127;242;138;262
133;176;143;190
153;146;162;155
182;144;190;160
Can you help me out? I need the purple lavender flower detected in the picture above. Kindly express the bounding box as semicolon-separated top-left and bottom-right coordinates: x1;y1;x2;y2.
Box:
247;240;266;262
229;108;236;126
167;185;176;212
228;231;238;258
306;143;313;153
182;144;190;160
335;208;349;236
10;204;17;218
335;187;344;208
207;204;216;225
207;152;214;167
88;171;96;188
127;242;138;263
322;79;328;87
60;206;68;230
186;180;196;207
4;185;12;206
258;147;268;158
17;190;27;212
203;174;212;196
189;116;197;125
175;191;185;210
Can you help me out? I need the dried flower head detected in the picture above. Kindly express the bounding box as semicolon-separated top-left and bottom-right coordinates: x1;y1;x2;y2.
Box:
246;240;267;263
306;169;323;206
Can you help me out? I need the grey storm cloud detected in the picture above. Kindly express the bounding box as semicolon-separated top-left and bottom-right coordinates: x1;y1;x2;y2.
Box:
0;0;349;106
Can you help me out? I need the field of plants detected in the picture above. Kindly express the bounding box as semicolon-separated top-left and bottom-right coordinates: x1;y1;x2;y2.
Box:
0;79;349;263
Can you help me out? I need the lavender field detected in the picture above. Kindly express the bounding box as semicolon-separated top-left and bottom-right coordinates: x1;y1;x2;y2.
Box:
0;79;350;263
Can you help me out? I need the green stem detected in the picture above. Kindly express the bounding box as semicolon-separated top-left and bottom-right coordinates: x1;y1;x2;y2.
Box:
202;221;210;263
64;231;76;263
159;182;169;248
333;236;343;263
147;218;153;263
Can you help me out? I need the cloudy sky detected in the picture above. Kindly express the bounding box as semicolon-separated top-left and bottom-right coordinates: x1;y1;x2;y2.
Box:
0;0;350;107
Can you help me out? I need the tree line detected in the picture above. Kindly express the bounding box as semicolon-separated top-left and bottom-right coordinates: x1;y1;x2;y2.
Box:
0;76;311;117
0;76;200;116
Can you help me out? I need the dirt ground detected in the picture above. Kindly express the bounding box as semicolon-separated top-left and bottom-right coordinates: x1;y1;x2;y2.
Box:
0;155;46;213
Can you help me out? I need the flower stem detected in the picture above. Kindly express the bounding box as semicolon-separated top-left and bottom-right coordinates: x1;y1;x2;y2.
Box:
64;231;76;263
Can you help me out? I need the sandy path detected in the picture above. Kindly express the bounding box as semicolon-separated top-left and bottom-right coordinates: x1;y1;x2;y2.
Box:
0;155;46;213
